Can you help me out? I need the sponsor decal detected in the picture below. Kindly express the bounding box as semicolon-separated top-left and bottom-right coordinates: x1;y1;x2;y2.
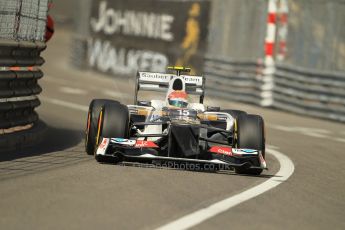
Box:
87;0;210;76
209;146;232;156
140;72;172;82
111;138;136;146
88;39;168;75
232;148;258;155
91;1;174;41
96;138;110;155
112;138;128;142
182;76;203;85
99;138;109;150
134;140;159;148
241;149;258;153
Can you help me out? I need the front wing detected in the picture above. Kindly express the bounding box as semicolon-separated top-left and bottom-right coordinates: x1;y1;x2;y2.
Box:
96;138;267;171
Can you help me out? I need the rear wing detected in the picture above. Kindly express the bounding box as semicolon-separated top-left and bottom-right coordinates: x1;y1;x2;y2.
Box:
134;71;205;104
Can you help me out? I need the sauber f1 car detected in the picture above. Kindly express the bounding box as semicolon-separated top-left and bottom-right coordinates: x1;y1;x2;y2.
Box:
85;67;267;175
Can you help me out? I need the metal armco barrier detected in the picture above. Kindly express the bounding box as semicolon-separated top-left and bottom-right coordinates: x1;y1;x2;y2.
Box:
0;40;46;134
273;64;345;122
203;0;345;123
204;57;345;122
204;57;273;106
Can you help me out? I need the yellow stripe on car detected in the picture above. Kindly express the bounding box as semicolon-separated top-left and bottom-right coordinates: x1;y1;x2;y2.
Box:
234;119;238;148
96;109;103;147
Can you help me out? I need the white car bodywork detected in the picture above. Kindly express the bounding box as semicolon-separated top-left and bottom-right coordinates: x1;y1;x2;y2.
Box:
127;72;235;141
93;69;267;172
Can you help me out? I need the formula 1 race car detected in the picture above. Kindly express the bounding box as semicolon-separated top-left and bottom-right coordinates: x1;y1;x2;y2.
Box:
85;67;267;175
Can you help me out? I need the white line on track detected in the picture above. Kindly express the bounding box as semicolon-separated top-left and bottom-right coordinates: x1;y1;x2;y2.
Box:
268;124;330;138
59;86;87;95
40;96;88;112
103;90;132;101
268;124;345;144
335;138;345;143
156;148;294;230
40;96;295;230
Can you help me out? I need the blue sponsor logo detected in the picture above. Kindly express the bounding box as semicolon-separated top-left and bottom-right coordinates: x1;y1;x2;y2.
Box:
111;138;128;143
240;149;257;153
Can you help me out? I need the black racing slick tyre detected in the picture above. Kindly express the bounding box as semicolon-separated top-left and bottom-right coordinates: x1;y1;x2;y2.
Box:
235;114;265;175
85;99;119;155
95;102;129;163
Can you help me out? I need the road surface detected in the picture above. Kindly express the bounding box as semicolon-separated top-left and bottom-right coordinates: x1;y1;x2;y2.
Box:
0;28;344;230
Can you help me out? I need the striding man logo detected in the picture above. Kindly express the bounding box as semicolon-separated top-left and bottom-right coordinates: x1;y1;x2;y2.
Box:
175;3;201;74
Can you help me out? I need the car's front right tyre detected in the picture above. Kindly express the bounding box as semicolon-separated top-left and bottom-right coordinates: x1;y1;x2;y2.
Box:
235;114;265;175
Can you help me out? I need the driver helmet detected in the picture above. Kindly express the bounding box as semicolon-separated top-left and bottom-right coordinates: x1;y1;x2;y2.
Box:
168;90;188;108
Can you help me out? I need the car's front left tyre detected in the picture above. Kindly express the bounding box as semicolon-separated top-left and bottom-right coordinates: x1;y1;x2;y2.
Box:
94;102;130;163
85;99;119;155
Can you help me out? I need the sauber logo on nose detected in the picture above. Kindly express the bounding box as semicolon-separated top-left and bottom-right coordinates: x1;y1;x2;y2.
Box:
209;146;232;156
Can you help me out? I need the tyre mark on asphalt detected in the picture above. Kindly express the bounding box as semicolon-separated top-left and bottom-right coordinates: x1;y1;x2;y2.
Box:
0;144;90;181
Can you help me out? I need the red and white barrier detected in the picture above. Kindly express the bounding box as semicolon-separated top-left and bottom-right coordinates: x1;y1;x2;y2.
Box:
277;0;288;61
261;0;289;106
265;0;277;67
261;0;278;106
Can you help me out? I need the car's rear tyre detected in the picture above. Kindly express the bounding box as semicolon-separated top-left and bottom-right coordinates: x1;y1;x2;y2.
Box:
95;102;129;163
85;99;119;155
235;114;265;175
